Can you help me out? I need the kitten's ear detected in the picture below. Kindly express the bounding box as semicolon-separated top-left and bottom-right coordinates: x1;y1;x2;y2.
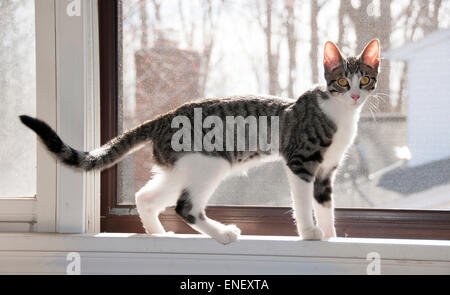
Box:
360;39;380;70
323;41;344;73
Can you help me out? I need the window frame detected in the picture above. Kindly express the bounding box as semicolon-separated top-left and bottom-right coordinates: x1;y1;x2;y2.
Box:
0;0;101;234
99;0;450;240
0;0;57;232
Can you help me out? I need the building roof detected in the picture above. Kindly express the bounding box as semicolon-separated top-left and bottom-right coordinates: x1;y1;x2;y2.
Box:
377;157;450;195
384;28;450;60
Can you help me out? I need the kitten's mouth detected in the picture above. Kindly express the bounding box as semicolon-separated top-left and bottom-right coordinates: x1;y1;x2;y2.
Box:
350;94;361;106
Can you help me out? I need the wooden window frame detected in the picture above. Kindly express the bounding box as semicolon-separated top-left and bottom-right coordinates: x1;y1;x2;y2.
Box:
98;0;450;240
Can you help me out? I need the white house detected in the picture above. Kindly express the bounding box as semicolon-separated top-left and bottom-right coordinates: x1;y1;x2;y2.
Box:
384;28;450;167
376;29;450;209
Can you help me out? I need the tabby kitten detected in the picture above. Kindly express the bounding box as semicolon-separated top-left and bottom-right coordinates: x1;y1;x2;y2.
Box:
20;40;380;244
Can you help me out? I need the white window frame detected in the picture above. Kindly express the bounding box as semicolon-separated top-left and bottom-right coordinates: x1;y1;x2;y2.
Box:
0;0;100;234
54;0;100;233
1;233;449;274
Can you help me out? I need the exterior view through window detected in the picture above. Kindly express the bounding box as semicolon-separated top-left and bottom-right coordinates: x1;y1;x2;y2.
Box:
116;0;450;209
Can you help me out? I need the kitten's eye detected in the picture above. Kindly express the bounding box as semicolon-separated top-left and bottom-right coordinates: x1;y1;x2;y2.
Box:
360;76;370;85
337;78;348;87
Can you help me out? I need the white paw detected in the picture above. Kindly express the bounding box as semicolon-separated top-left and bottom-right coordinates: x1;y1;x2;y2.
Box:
301;226;324;240
157;231;176;236
322;228;337;239
214;224;241;245
147;230;175;237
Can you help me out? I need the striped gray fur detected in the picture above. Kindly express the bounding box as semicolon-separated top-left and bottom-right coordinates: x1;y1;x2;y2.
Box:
154;90;337;177
314;166;337;204
19;88;337;181
175;189;196;224
19;113;170;171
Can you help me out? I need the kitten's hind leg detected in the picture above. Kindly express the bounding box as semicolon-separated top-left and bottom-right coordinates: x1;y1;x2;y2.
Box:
174;154;240;245
177;188;241;245
135;166;182;234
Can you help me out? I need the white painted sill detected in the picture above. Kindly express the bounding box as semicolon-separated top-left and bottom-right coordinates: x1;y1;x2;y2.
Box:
0;233;449;274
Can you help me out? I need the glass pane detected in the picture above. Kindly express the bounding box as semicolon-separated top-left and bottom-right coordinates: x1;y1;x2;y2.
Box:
0;0;36;197
118;0;450;209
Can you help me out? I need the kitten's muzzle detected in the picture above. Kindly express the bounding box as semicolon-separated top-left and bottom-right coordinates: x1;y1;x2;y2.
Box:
351;94;360;101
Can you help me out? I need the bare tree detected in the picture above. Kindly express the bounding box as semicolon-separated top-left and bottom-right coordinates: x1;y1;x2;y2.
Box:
199;0;216;96
139;0;148;48
310;0;328;85
337;1;345;47
285;0;297;98
178;0;195;47
377;0;392;113
422;0;443;34
177;0;223;97
256;0;282;96
147;0;162;42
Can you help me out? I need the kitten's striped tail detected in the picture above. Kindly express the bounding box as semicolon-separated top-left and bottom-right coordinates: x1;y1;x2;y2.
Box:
19;115;159;171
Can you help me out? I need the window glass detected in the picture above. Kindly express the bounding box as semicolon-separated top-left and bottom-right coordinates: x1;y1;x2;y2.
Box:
118;0;450;209
0;0;36;197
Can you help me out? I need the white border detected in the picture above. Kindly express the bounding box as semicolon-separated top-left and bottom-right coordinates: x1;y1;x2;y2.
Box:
0;0;449;275
0;234;449;274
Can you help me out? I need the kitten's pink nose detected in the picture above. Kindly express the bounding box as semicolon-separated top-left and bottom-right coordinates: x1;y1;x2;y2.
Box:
351;94;360;101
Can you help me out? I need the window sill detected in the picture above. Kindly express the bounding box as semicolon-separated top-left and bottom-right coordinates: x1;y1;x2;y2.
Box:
102;207;450;240
0;233;449;274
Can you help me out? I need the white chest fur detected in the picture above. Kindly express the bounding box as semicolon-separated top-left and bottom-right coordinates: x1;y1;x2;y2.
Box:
318;98;361;176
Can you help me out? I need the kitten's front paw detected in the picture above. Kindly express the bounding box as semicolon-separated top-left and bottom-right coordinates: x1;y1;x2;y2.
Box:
159;231;176;236
149;231;175;237
323;228;337;239
301;226;324;240
215;224;241;245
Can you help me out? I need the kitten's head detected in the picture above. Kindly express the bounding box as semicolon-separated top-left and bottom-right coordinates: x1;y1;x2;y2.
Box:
323;39;380;107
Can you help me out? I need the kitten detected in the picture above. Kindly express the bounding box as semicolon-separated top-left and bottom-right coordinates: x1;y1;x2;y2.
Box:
20;40;380;244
